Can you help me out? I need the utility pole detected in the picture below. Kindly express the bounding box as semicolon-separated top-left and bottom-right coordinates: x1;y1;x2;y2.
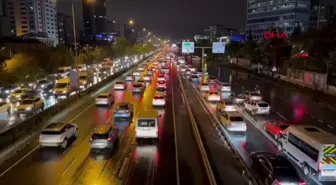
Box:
72;3;78;57
195;46;212;71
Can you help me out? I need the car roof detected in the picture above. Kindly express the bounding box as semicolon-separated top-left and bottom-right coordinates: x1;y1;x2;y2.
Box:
45;123;66;131
226;112;242;117
94;125;112;134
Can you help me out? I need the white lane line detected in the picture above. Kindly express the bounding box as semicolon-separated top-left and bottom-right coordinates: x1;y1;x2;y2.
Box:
310;115;316;119
62;157;77;176
327;125;334;129
276;112;287;120
0;102;95;178
0;145;39;178
181;94;185;104
318;119;323;123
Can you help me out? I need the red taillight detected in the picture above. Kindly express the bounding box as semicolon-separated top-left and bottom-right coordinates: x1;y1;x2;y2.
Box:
318;162;323;173
299;179;306;185
107;137;111;141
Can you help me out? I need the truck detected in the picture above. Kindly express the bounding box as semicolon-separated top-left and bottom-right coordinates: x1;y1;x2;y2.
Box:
79;71;94;89
53;71;79;98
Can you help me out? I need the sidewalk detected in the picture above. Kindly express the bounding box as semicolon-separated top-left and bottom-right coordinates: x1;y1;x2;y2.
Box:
220;63;336;107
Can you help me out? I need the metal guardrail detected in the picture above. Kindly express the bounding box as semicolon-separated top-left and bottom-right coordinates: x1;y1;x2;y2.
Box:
180;74;259;185
177;73;217;185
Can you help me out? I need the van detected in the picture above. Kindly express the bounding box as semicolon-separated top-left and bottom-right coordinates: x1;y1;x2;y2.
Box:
278;125;336;181
135;109;160;139
57;66;72;77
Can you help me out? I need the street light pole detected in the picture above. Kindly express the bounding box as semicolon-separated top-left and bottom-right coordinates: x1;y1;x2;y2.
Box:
71;3;78;57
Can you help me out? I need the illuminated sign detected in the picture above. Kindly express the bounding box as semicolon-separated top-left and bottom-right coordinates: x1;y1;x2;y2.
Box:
264;32;289;39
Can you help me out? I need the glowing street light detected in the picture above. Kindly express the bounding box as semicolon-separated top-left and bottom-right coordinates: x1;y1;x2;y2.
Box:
148;32;152;35
143;28;146;31
129;19;134;25
113;20;116;23
132;29;135;32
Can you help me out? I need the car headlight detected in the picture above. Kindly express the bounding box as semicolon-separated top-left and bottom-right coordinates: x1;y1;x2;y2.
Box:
63;90;67;93
5;90;9;93
25;107;32;111
16;102;20;106
14;108;18;111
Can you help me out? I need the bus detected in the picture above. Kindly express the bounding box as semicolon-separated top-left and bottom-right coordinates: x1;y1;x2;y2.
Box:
278;125;336;181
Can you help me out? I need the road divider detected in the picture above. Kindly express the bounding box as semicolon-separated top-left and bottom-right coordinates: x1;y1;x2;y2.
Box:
180;74;259;185
177;73;217;185
0;52;159;166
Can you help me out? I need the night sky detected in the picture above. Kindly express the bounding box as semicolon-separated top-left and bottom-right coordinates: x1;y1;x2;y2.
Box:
58;0;336;40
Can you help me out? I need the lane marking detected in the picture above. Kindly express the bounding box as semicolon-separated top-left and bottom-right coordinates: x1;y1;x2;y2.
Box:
327;125;334;129
318;119;323;123
276;112;287;120
62;157;77;176
68;103;95;123
171;68;180;185
0;145;39;178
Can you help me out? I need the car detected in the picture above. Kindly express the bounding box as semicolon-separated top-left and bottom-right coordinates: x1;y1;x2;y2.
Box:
185;69;191;76
8;88;29;103
137;79;145;86
263;120;292;140
15;96;44;114
114;81;126;90
95;92;114;106
244;100;270;115
245;91;262;101
36;79;53;95
220;112;246;132
220;82;231;92
147;71;153;76
179;66;186;72
90;125;119;150
216;99;237;112
133;71;141;76
125;75;134;81
157;80;167;88
155;87;166;96
189;74;199;82
143;75;151;82
137;66;145;72
208;76;217;84
160;67;169;74
114;102;133;117
132;83;144;93
157;74;166;81
152;94;166;106
198;83;210;91
204;91;220;102
188;66;196;72
0;84;19;95
39;123;77;148
234;93;246;104
249;152;305;185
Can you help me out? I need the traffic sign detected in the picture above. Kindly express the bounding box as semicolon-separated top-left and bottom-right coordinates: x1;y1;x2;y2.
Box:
212;42;225;53
182;42;195;53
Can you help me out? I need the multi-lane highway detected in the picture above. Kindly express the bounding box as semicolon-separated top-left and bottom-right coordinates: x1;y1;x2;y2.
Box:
0;54;212;185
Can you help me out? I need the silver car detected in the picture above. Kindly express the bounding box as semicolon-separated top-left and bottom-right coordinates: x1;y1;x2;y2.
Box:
39;123;77;149
90;125;119;150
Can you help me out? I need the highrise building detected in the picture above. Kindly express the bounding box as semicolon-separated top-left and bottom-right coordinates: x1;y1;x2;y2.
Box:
82;0;107;43
317;4;333;29
246;0;318;40
5;0;58;45
57;13;73;45
208;25;235;41
0;0;10;37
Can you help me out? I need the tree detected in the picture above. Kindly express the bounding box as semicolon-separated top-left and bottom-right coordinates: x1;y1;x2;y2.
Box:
75;46;103;65
112;37;131;57
225;41;242;57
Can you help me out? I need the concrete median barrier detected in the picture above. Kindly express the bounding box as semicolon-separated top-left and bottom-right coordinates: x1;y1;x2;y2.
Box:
0;52;159;165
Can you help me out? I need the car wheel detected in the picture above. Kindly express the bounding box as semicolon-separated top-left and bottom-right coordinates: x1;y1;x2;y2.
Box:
61;139;68;149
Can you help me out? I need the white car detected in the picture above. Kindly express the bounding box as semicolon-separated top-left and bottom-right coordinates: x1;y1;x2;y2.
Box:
204;91;221;102
95;93;114;106
144;75;151;82
189;75;199;82
157;74;166;81
180;67;186;72
133;71;141;76
152;94;166;106
133;83;144;93
125;75;134;81
234;94;246;104
198;83;210;91
39;123;77;148
188;66;196;72
137;67;145;72
157;80;167;88
185;70;191;76
114;81;126;90
208;77;217;84
244;100;270;114
220;112;246;132
220;82;231;92
245;91;262;101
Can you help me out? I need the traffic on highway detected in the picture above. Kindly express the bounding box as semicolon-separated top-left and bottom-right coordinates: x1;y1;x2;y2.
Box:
0;46;336;185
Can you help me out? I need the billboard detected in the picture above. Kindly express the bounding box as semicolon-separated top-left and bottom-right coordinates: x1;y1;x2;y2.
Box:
212;42;225;53
182;42;195;53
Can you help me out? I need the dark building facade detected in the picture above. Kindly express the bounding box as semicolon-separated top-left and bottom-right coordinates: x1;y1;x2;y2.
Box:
317;4;333;29
57;13;73;45
82;0;107;43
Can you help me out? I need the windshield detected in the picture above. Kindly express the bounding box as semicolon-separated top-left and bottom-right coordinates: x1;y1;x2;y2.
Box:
79;76;87;80
92;133;108;139
251;93;260;96
116;82;124;84
158;81;165;84
56;83;68;88
137;119;156;127
133;84;141;87
157;87;166;91
225;100;234;105
230;116;244;122
21;100;34;104
117;105;128;110
280;125;290;130
13;90;23;93
209;92;218;95
41;131;61;135
201;83;208;86
98;95;108;98
258;103;269;107
114;116;130;122
191;75;198;78
154;96;164;99
38;80;47;84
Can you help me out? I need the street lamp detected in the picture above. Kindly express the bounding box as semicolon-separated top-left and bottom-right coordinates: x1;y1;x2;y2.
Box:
129;19;134;25
148;32;151;35
143;28;146;31
132;29;135;32
113;20;116;23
